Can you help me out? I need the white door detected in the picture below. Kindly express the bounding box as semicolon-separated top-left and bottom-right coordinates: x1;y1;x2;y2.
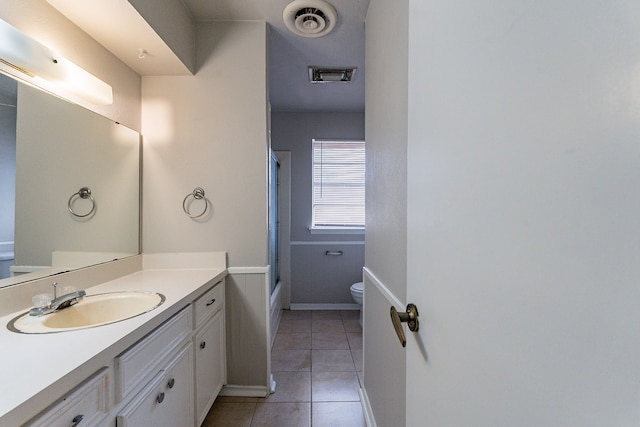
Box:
404;1;640;426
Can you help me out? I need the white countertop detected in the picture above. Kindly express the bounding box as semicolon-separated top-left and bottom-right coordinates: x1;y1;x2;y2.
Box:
0;266;226;425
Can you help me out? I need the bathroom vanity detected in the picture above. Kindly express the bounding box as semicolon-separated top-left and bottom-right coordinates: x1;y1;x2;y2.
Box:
0;253;227;427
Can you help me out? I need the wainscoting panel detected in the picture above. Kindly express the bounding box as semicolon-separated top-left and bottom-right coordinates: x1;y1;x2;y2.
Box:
222;268;271;397
362;267;406;427
290;242;364;304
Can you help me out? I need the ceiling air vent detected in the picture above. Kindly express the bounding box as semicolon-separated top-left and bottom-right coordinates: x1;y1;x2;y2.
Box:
283;0;337;38
308;67;356;83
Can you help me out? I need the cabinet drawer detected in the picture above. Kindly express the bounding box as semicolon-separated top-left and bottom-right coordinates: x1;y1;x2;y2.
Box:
115;306;191;402
26;368;109;427
193;280;224;328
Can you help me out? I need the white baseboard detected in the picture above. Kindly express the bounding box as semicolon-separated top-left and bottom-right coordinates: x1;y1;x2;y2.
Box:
289;303;360;311
220;384;270;398
359;387;377;427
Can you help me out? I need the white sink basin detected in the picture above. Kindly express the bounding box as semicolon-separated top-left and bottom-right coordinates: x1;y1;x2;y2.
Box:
8;291;165;334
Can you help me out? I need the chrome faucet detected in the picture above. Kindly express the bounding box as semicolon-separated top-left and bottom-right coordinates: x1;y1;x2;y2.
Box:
29;282;86;316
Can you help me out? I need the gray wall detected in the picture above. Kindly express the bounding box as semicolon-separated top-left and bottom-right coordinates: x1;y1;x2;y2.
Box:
272;112;365;305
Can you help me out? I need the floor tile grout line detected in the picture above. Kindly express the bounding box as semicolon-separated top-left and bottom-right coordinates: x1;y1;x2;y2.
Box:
260;310;363;426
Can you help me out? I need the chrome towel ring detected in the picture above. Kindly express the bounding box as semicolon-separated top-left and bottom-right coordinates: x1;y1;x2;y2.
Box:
183;187;210;219
68;187;96;218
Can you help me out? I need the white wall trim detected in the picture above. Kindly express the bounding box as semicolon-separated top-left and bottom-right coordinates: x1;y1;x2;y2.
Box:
219;384;270;398
360;388;377;427
227;266;269;274
290;303;360;311
308;227;365;235
0;242;14;261
0;241;14;251
291;241;365;246
363;267;405;308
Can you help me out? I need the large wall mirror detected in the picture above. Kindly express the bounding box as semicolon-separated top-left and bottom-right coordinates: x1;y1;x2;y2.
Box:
0;72;140;289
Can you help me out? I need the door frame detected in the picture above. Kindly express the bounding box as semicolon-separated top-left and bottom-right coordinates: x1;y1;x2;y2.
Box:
274;150;291;309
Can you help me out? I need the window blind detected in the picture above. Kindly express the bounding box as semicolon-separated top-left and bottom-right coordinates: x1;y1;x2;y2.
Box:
312;139;365;228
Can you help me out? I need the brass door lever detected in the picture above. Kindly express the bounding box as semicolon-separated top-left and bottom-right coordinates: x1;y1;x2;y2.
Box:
390;304;419;347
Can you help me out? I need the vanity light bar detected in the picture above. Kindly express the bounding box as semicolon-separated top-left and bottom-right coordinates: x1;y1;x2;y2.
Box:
0;18;113;105
0;58;36;77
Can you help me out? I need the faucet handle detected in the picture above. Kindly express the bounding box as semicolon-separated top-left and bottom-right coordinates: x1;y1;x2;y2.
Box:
32;293;52;308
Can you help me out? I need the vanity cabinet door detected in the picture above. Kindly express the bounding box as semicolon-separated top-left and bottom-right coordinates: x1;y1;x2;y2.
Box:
195;308;225;426
117;344;194;427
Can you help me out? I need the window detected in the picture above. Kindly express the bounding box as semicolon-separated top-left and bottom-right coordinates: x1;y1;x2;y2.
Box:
312;139;365;230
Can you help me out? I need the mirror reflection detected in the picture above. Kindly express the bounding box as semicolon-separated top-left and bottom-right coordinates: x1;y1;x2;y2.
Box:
0;72;140;288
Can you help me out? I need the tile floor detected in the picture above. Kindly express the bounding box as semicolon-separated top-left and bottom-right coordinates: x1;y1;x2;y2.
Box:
202;309;365;427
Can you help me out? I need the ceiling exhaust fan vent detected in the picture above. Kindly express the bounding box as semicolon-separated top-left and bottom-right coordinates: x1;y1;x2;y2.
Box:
283;0;337;38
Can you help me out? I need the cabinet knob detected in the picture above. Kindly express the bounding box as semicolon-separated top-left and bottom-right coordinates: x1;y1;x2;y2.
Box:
71;414;84;426
200;341;207;349
156;391;165;404
167;378;175;389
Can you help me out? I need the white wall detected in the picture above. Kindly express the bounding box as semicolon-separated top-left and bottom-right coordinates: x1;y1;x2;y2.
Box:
0;0;141;131
362;0;409;425
141;21;268;268
128;0;196;73
141;21;271;392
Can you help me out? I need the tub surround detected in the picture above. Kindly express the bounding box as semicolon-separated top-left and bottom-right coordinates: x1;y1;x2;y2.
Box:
0;252;226;426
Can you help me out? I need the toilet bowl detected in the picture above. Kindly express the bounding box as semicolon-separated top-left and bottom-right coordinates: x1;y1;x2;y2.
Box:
350;282;364;326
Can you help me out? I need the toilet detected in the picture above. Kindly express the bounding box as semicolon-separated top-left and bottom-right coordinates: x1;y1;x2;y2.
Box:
350;281;364;327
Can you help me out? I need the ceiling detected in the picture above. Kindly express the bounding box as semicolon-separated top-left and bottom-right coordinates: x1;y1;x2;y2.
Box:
50;0;369;113
183;0;369;113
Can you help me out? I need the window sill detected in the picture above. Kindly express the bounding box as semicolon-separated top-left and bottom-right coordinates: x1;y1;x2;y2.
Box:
309;227;365;235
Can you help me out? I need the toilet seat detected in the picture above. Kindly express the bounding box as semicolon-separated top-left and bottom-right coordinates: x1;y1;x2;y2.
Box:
350;282;364;327
351;282;363;294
